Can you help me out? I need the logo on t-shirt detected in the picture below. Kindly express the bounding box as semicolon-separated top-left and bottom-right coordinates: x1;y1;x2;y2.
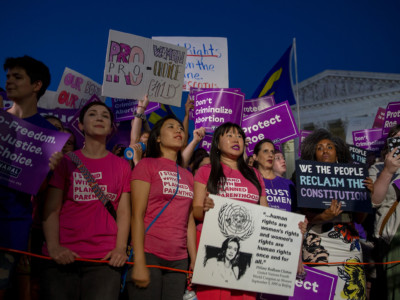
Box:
218;177;259;201
73;172;117;201
159;170;193;198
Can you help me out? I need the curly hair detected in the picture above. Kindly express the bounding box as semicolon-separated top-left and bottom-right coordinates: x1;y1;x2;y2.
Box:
300;128;351;163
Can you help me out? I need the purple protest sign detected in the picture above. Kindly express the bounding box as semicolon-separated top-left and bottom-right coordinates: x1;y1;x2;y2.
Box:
352;128;385;154
260;266;337;300
243;95;275;117
111;98;160;122
0;110;70;195
193;89;245;132
298;130;313;157
373;107;386;129
242;101;299;156
38;108;78;125
383;101;400;136
198;134;213;152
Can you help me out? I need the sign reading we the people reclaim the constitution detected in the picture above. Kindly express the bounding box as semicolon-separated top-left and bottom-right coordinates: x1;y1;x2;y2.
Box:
152;36;228;91
193;195;304;296
0;110;70;195
295;160;372;213
102;30;187;107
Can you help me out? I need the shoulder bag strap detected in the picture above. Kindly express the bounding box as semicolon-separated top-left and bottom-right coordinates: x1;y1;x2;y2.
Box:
67;152;117;220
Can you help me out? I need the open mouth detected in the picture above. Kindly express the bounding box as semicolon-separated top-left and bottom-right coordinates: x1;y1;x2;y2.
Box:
232;145;240;150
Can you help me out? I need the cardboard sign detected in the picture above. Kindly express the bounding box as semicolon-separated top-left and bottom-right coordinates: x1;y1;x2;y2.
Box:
242;101;299;156
262;266;338;300
111;98;160;122
0;110;70;195
152;37;229;91
243;96;275;117
193;89;245;132
102;30;187;107
352;128;385;154
193;195;304;296
295;160;372;213
383;101;400;136
56;67;105;109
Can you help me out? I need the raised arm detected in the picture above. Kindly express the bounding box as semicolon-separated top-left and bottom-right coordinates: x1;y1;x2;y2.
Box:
183;95;194;147
130;95;149;147
181;127;205;168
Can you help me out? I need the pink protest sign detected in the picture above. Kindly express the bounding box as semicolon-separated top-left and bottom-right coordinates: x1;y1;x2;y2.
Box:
372;107;386;129
56;67;105;109
111;98;160;122
242;101;299;156
243;95;275;117
383;101;400;136
352;128;385;154
193;89;245;132
0;110;70;195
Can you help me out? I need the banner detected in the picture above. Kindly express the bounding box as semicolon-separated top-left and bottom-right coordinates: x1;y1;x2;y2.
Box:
0;110;70;195
242;101;299;156
252;45;296;105
263;266;338;300
152;37;228;91
56;67;105;109
111;98;160;122
352;128;385;155
295;160;372;213
102;30;187;107
243;96;275;117
193;89;245;132
38;108;78;125
193;195;304;296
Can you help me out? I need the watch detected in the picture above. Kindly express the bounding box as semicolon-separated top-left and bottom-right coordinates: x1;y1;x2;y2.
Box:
134;112;146;121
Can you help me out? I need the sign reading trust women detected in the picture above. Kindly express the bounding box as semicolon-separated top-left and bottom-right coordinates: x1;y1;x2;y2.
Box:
295;160;372;213
242;101;299;156
193;89;245;132
0;110;70;195
102;30;187;107
152;36;228;91
193;195;304;296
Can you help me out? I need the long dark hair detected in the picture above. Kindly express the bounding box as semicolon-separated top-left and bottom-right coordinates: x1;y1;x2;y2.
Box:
300;128;351;163
206;122;262;197
217;237;240;265
252;138;275;169
145;115;183;166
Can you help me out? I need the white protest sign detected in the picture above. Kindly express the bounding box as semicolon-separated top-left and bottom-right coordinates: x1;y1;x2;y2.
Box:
193;195;304;296
56;67;105;109
102;30;187;107
152;36;228;91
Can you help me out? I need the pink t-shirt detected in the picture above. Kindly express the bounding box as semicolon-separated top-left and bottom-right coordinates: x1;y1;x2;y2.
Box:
195;163;266;204
43;150;131;259
131;157;194;261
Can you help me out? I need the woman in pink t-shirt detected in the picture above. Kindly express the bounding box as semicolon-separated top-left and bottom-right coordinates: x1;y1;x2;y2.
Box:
128;115;199;300
42;102;131;300
193;122;268;300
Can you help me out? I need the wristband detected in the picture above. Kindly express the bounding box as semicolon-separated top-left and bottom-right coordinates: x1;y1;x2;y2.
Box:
134;112;146;121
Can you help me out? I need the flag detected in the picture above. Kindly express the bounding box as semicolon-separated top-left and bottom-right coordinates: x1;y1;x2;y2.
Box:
252;45;296;105
147;103;177;129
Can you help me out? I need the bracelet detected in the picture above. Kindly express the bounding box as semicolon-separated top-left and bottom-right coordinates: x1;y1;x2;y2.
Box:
137;105;144;108
134;112;146;121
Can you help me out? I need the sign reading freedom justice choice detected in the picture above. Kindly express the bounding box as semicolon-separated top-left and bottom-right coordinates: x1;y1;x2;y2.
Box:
193;195;304;296
295;160;372;213
102;30;187;107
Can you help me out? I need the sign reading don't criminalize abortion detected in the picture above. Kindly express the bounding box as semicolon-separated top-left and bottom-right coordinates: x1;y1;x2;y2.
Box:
295;160;372;213
0;110;70;195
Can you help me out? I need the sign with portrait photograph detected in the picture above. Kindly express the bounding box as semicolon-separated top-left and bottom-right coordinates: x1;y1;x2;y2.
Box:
193;195;305;296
